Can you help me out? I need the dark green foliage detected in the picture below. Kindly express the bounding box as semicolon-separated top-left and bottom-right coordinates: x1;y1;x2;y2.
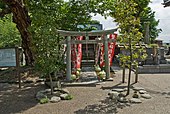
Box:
28;0;96;76
0;14;21;47
134;0;161;42
40;97;49;104
0;0;6;9
140;8;162;43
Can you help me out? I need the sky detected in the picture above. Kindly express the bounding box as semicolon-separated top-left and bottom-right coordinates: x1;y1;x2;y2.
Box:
92;0;170;43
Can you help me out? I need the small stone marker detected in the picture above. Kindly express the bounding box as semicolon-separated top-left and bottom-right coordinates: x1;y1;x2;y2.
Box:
130;98;142;103
108;91;119;99
132;91;139;98
141;94;152;99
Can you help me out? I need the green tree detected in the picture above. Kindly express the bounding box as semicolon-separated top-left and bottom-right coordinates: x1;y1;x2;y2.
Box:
27;0;98;78
133;0;161;43
112;0;147;95
0;14;21;47
26;0;100;93
140;7;162;43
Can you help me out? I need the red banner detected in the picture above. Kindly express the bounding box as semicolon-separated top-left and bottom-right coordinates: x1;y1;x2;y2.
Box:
108;33;117;66
71;42;77;73
100;33;117;68
100;41;105;68
76;36;83;69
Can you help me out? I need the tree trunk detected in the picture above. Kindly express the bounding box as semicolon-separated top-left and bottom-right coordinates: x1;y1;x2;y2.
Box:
3;0;34;66
126;29;132;96
49;73;54;95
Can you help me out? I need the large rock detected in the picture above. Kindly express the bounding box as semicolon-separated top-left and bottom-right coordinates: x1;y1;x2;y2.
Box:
118;97;128;103
24;80;34;83
53;91;61;97
139;90;147;94
141;94;152;99
130;98;142;103
36;92;47;100
60;94;69;100
38;90;46;93
132;92;139;98
108;91;119;100
54;88;70;94
45;89;51;93
0;83;10;88
50;96;61;103
36;78;44;82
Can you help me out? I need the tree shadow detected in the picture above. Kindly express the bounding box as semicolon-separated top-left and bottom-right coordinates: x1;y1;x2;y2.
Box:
74;97;131;114
162;92;170;96
0;82;45;114
101;82;129;90
141;88;170;99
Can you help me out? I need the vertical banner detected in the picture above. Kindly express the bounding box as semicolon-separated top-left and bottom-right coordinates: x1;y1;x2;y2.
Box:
100;33;117;68
100;36;105;68
71;40;77;73
76;36;83;69
108;33;117;66
95;44;101;65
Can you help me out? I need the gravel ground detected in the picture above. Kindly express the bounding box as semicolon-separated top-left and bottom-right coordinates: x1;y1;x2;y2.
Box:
0;68;170;114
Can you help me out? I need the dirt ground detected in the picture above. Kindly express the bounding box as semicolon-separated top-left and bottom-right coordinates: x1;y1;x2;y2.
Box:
0;68;170;114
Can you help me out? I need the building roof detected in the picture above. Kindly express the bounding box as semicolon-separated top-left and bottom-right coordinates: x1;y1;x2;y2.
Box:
163;0;170;7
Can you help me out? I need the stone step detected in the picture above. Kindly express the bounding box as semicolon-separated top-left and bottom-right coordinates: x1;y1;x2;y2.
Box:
81;60;95;67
